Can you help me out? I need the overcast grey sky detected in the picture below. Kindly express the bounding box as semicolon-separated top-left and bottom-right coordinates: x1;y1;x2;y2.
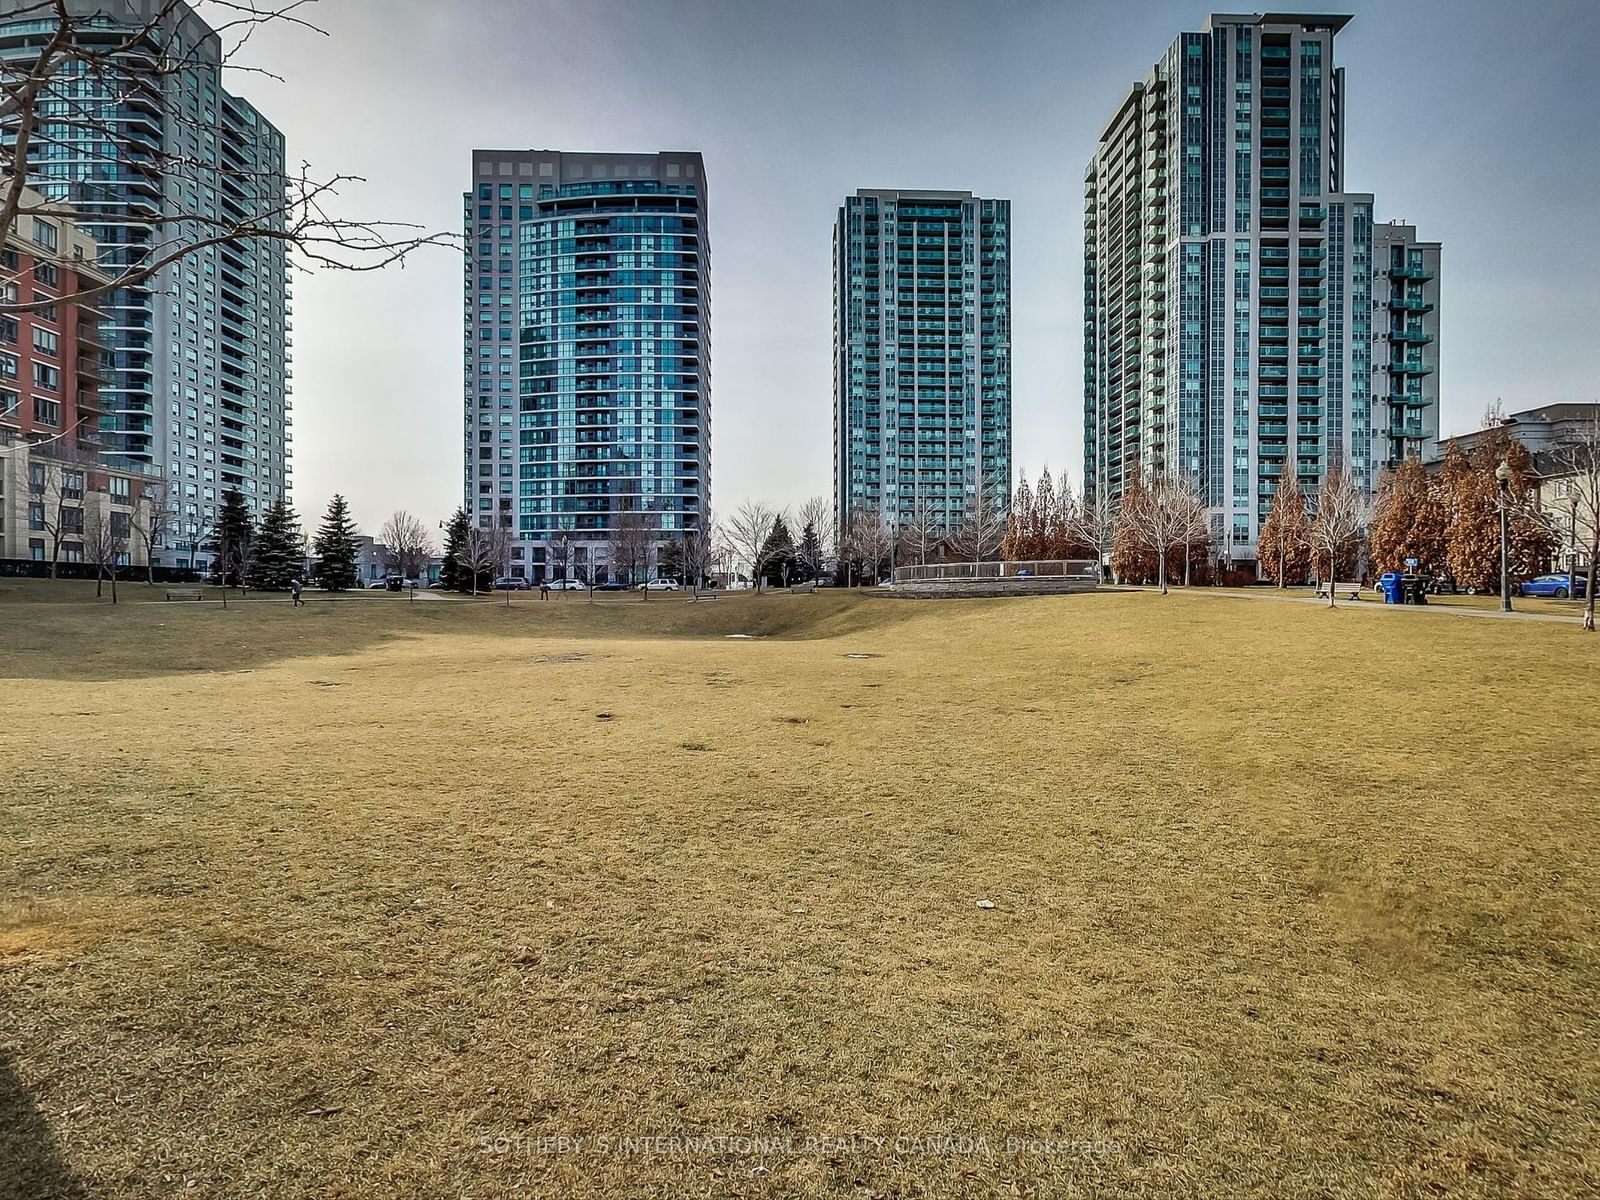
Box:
237;0;1600;535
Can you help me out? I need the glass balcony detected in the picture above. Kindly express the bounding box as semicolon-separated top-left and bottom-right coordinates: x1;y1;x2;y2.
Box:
1391;329;1433;344
1390;265;1434;282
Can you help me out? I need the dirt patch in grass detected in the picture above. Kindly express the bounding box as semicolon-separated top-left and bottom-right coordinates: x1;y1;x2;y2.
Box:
2;587;1598;1197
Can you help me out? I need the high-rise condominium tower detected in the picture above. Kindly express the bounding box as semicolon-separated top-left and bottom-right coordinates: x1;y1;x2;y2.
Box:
834;189;1011;538
464;149;709;584
0;0;291;569
1082;12;1440;565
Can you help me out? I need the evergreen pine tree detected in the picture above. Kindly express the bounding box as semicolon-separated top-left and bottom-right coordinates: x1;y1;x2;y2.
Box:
440;508;470;592
657;536;685;583
312;494;361;590
251;497;302;590
757;516;796;587
796;522;823;582
206;488;256;585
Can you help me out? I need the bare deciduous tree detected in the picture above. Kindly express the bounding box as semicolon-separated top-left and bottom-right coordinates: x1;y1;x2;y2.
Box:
682;513;719;596
1071;487;1119;582
378;510;433;581
726;500;778;592
1120;472;1204;595
607;506;656;590
1175;478;1211;587
896;492;943;568
945;472;1009;566
457;523;505;597
842;505;894;585
1310;459;1372;608
1;1;453;321
82;501;128;603
133;479;175;585
547;532;575;583
29;460;82;578
795;494;834;580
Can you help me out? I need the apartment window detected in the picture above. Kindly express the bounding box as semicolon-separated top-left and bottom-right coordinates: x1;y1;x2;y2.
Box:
32;327;57;357
0;317;16;344
32;362;58;391
28;501;45;530
32;396;59;425
109;476;131;503
32;218;57;250
0;352;15;381
33;261;57;287
62;470;84;499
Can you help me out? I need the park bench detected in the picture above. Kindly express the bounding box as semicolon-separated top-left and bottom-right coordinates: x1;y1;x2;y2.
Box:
164;587;204;602
1314;581;1362;601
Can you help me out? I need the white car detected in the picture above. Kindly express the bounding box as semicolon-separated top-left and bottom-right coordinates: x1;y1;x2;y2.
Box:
546;579;585;591
638;579;681;591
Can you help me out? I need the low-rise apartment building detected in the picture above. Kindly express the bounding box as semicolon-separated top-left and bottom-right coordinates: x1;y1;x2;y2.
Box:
1;185;157;570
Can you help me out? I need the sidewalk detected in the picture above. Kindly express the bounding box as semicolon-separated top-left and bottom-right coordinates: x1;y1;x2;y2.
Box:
1123;585;1587;626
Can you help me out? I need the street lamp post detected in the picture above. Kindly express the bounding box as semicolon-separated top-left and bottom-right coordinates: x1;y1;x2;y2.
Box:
1496;459;1512;613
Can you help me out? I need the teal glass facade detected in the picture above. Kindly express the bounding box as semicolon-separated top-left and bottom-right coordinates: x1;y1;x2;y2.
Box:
1084;12;1439;563
0;0;291;566
833;189;1011;536
464;151;709;580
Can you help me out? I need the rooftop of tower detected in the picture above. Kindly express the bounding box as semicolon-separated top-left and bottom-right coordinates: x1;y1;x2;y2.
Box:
1204;12;1353;33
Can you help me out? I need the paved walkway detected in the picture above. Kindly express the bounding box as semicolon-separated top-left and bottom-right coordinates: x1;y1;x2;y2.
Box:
1121;585;1588;626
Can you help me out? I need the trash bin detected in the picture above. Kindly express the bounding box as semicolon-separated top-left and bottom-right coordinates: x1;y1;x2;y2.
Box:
1400;574;1428;605
1379;572;1403;605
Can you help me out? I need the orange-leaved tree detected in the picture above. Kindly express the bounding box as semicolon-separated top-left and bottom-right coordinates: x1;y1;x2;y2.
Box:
1257;476;1311;587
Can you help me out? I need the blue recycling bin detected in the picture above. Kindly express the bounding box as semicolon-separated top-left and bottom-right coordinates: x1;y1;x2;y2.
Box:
1379;572;1403;604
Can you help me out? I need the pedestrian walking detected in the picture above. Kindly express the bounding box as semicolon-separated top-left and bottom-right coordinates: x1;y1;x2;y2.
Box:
539;581;550;601
290;577;304;607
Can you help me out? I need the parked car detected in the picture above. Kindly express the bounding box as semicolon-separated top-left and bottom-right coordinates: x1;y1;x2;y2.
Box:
1427;576;1460;595
596;581;628;591
638;579;680;591
547;578;585;591
1519;573;1589;599
491;576;530;590
366;579;388;590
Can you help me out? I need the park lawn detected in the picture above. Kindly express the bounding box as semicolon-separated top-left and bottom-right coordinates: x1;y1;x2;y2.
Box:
2;587;1597;1199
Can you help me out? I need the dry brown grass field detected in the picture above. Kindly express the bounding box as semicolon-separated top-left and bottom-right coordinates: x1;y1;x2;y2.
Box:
2;583;1597;1199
